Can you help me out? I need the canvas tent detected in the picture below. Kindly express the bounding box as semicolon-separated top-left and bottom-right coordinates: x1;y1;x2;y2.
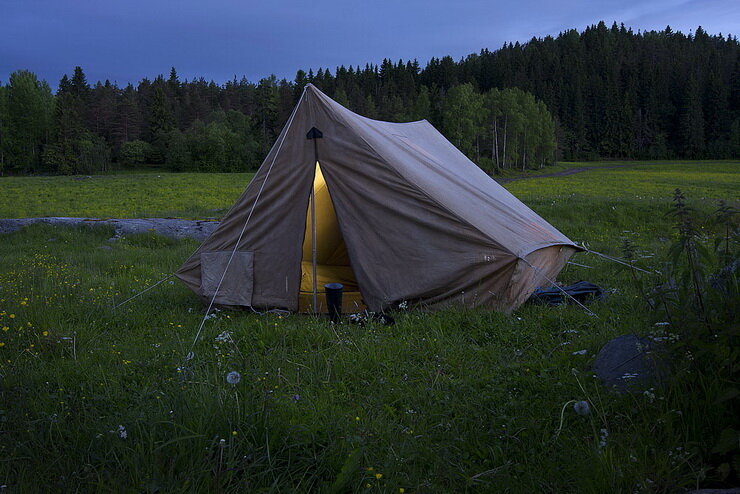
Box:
176;84;581;314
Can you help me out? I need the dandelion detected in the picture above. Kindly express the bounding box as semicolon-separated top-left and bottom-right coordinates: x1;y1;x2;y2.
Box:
0;343;5;348
232;431;238;436
42;331;48;336
400;489;405;493
9;314;14;319
1;327;8;332
375;473;383;479
573;400;591;416
355;416;361;421
226;371;241;385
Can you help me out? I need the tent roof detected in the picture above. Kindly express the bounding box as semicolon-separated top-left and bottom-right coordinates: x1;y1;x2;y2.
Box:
303;84;576;257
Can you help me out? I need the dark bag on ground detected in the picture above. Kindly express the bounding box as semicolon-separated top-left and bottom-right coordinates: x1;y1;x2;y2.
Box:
529;281;605;306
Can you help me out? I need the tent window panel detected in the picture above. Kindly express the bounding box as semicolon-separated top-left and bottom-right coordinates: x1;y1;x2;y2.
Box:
200;251;254;306
300;163;364;312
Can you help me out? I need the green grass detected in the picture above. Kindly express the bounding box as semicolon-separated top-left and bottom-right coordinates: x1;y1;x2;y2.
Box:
0;173;254;219
0;161;738;492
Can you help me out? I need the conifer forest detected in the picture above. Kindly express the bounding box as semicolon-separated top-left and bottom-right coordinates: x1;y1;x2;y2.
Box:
0;22;738;175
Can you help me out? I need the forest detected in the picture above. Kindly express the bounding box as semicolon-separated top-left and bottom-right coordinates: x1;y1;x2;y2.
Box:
0;21;738;175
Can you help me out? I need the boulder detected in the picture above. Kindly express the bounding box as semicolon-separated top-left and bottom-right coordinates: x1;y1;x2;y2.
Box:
593;334;666;392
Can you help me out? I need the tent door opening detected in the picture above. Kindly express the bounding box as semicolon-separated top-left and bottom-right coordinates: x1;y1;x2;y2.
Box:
299;162;365;313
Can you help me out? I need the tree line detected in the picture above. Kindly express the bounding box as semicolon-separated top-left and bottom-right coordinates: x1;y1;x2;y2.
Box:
0;21;738;175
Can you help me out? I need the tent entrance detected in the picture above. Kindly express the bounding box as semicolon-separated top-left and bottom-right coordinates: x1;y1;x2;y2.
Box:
299;163;365;313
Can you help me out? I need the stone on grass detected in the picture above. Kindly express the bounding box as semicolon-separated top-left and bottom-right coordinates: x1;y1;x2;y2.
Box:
593;334;666;392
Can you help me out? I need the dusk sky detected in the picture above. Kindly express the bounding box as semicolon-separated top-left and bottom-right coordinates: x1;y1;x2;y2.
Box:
2;0;739;88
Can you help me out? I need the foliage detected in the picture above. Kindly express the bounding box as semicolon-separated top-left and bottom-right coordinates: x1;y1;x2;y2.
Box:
1;23;739;175
119;139;153;166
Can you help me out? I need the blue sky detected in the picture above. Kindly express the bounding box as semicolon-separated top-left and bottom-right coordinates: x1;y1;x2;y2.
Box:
1;0;738;87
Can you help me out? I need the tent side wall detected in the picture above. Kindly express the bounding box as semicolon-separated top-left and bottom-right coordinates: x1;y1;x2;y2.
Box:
175;100;315;311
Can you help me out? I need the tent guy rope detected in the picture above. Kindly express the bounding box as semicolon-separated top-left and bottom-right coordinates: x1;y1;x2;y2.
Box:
185;87;308;358
112;273;174;310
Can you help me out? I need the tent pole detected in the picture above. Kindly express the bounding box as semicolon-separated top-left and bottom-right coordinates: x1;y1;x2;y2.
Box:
306;127;323;315
310;160;318;314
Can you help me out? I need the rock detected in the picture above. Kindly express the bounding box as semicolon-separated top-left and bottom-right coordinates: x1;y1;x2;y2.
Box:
0;217;220;241
593;334;666;392
686;490;740;494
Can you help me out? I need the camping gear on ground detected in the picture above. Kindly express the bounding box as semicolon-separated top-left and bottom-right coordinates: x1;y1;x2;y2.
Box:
324;283;343;323
529;281;604;306
176;84;581;314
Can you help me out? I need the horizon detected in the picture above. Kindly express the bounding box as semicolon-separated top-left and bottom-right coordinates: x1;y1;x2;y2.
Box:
2;0;739;88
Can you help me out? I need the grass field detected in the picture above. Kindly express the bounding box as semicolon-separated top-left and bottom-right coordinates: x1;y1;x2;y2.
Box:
0;161;738;492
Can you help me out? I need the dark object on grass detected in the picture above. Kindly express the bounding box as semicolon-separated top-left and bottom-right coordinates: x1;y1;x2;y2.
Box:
593;334;666;392
324;283;343;323
529;281;604;306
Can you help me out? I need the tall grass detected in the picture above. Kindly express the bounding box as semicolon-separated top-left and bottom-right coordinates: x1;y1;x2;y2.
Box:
0;161;738;491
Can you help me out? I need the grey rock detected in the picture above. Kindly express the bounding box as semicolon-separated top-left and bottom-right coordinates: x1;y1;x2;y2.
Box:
0;217;219;241
593;334;666;392
686;490;740;494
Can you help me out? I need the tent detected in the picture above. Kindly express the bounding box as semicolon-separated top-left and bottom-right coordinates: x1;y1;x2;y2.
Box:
176;84;581;314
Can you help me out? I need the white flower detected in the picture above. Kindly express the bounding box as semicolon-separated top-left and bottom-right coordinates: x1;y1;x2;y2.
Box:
573;400;591;416
226;371;241;385
599;428;608;449
215;331;233;344
118;425;127;439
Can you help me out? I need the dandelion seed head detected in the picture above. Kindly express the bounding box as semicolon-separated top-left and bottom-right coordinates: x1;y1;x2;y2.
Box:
226;371;241;385
574;400;591;416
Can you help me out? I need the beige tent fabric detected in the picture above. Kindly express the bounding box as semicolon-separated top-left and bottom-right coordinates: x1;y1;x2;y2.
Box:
176;84;581;313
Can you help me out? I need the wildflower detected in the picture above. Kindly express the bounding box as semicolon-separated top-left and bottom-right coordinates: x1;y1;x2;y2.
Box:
42;331;48;336
571;350;588;355
292;394;300;401
598;428;608;449
215;331;233;344
1;327;8;332
355;416;361;421
0;343;5;348
9;314;14;319
400;489;405;493
232;431;238;436
118;425;127;439
226;371;241;385
574;400;591;416
375;473;382;479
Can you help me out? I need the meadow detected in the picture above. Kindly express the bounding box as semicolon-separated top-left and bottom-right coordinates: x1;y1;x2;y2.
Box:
0;161;737;492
